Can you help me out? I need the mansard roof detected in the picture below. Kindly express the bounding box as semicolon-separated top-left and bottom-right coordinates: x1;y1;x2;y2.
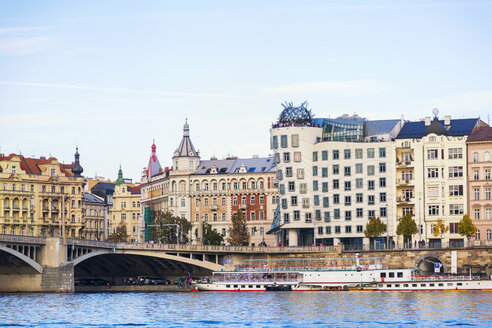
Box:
365;119;401;136
193;157;275;175
84;193;105;204
396;118;479;139
467;126;492;142
0;153;75;177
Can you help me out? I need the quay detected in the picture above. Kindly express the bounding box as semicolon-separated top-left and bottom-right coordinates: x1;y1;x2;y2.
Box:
1;235;491;293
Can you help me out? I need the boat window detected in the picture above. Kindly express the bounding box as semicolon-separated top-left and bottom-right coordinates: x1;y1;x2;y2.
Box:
412;284;417;287
438;283;444;287
457;283;462;286
429;284;435;287
395;284;400;287
234;285;238;288
386;284;391;287
397;272;403;278
380;273;386;278
256;285;261;288
420;284;426;287
403;284;409;287
226;285;230;288
378;284;383;287
447;283;453;286
241;285;245;288
389;272;395;278
249;285;253;288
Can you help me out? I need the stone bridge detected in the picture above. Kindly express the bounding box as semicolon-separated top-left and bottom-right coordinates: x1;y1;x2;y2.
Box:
1;235;491;293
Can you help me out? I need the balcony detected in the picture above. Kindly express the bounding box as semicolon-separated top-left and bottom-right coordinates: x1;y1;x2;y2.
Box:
397;196;413;203
239;204;248;210
396;160;414;166
210;205;218;211
396;179;414;185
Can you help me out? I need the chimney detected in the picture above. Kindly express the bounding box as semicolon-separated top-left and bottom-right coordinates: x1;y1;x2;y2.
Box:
425;116;431;126
444;115;451;126
400;114;404;127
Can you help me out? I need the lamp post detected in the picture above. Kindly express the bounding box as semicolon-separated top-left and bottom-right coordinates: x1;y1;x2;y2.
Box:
419;197;422;243
385;203;389;249
196;196;203;245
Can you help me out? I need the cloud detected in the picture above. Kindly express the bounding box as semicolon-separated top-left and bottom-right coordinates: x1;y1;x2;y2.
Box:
0;26;47;35
0;37;52;55
261;80;387;96
0;81;255;100
0;26;51;55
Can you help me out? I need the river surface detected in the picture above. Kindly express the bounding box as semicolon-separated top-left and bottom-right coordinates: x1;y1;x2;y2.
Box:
1;291;491;327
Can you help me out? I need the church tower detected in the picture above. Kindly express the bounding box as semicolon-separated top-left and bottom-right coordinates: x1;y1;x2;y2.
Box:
172;120;200;174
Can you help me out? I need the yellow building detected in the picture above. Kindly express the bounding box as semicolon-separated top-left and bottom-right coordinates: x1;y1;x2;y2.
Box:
110;167;142;242
0;149;85;238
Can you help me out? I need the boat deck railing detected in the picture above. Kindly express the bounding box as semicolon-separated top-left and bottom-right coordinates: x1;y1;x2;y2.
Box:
213;278;299;283
413;275;482;282
236;265;383;272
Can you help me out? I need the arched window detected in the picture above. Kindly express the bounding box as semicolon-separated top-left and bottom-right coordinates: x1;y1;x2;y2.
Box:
473;152;479;162
485;152;491;162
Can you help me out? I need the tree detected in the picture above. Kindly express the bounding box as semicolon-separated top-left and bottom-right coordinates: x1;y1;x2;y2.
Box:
203;222;224;245
364;216;386;249
432;219;449;242
457;214;477;246
108;221;129;242
227;211;250;246
396;213;418;247
151;211;192;244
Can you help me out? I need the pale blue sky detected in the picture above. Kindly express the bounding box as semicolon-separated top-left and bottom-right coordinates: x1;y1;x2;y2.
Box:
1;1;492;181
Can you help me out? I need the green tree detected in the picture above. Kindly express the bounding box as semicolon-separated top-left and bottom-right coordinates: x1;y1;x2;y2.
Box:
457;214;477;246
432;219;449;242
396;213;418;247
203;222;224;245
151;211;192;244
227;211;250;246
364;216;387;249
108;221;129;242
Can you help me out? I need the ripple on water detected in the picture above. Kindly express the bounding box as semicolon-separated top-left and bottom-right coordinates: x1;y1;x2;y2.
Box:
0;291;491;327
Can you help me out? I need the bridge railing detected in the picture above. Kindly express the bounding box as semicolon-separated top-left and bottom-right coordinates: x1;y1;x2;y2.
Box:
115;243;339;253
0;234;46;245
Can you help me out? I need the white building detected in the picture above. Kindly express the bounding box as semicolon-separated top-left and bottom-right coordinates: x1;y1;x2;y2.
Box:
269;103;403;248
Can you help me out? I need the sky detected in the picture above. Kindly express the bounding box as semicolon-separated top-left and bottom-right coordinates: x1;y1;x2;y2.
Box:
1;0;492;182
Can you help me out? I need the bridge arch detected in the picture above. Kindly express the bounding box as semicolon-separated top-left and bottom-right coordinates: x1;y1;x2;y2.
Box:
72;249;224;272
415;253;446;274
0;245;43;273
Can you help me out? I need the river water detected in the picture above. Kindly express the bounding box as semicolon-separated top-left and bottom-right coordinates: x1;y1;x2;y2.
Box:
1;291;491;327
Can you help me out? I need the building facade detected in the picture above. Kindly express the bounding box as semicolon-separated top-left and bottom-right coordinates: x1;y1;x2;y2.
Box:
140;122;278;246
0;149;85;238
394;114;482;247
110;167;142;242
466;126;492;244
270;104;402;248
82;193;106;240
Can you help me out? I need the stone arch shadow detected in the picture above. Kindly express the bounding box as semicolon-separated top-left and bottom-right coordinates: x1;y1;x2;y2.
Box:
0;244;43;273
415;253;446;274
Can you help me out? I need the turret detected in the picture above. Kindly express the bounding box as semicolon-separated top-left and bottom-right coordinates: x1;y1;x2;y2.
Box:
71;146;84;177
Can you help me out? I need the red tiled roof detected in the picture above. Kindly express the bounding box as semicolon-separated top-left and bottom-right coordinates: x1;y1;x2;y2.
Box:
0;153;74;177
129;185;141;195
467;126;492;142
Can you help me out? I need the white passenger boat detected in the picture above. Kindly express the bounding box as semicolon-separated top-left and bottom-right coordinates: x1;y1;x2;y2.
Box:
192;256;492;292
355;273;492;291
191;257;415;292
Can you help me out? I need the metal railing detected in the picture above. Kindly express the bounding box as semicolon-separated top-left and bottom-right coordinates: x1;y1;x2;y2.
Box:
0;234;46;244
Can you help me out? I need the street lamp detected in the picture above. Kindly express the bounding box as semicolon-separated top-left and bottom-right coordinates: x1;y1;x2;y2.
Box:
385;203;389;249
196;196;203;245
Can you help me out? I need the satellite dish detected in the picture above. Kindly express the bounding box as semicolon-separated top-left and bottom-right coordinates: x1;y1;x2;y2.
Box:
432;108;439;117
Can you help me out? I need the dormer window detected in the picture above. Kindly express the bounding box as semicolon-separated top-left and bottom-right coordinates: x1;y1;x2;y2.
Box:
51;169;55;176
12;166;16;174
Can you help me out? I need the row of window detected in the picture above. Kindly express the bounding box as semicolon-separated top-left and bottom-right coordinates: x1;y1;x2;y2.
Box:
195;211;266;222
192;180;266;192
428;204;464;216
2;184;82;194
315;225;365;235
117;213;140;220
282;208;388;223
279;178;387;194
472;208;492;220
313;148;386;161
281;193;387;209
473;187;492;200
119;201;140;208
475;229;492;240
